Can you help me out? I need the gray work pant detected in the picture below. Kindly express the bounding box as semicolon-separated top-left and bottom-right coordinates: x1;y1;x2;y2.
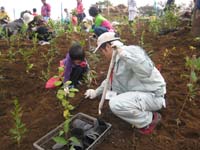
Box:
109;91;165;128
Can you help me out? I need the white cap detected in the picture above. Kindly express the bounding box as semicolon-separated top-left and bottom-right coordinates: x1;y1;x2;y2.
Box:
23;13;34;24
93;32;120;53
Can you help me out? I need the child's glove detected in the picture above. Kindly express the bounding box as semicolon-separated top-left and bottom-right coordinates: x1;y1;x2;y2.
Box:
79;61;87;67
84;89;97;99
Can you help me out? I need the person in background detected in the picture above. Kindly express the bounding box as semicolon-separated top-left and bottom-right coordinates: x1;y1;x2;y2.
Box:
191;0;200;36
28;15;55;44
76;0;85;24
85;32;166;135
64;8;70;24
128;0;137;24
32;8;38;16
41;0;51;21
88;6;114;37
1;11;33;37
194;0;200;10
95;2;102;13
0;6;10;25
166;0;175;6
62;43;89;88
70;9;78;31
164;0;175;11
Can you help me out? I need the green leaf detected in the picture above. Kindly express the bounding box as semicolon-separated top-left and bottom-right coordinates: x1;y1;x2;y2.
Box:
187;83;193;88
69;136;80;145
19;123;26;128
68;104;74;110
68;92;75;98
190;71;197;82
62;100;70;108
58;67;64;72
52;136;68;145
56;90;66;99
69;145;76;150
63;119;70;133
65;81;72;85
21;128;27;134
180;74;189;79
59;130;65;136
57;89;66;95
10;128;18;134
28;63;34;68
11;111;15;116
69;88;79;92
56;94;64;100
16;118;21;125
54;81;62;87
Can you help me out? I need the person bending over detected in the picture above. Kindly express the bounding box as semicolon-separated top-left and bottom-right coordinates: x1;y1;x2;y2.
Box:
85;32;166;135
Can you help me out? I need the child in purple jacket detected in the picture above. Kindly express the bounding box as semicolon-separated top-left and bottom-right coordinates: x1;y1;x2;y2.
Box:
62;43;89;88
45;43;88;89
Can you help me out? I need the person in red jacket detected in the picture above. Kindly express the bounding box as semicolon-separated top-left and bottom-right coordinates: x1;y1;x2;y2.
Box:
76;0;85;24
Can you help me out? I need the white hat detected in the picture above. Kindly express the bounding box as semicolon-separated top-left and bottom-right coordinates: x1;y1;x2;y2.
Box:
23;13;34;24
93;32;120;53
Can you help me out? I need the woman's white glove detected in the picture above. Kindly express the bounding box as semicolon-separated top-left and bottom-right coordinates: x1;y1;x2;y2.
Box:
84;89;97;99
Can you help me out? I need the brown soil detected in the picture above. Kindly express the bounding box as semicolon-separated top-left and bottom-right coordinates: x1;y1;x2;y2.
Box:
0;23;200;150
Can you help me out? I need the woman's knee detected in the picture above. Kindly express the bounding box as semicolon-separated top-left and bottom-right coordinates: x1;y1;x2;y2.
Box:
109;98;121;113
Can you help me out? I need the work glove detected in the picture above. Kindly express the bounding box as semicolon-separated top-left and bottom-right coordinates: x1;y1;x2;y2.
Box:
84;89;97;99
111;41;124;55
85;28;90;32
31;27;37;31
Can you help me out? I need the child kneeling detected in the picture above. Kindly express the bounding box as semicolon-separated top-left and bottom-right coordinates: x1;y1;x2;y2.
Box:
62;43;89;88
46;43;89;89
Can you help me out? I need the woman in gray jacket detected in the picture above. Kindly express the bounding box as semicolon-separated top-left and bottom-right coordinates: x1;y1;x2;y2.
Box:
85;32;166;135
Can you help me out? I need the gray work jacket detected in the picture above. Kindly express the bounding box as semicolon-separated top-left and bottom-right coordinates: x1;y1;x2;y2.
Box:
96;45;166;97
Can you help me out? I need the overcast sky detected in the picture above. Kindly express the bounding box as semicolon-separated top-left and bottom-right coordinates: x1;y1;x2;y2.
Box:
0;0;193;20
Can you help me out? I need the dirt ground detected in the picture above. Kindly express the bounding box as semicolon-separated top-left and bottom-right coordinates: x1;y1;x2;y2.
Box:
0;22;200;150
